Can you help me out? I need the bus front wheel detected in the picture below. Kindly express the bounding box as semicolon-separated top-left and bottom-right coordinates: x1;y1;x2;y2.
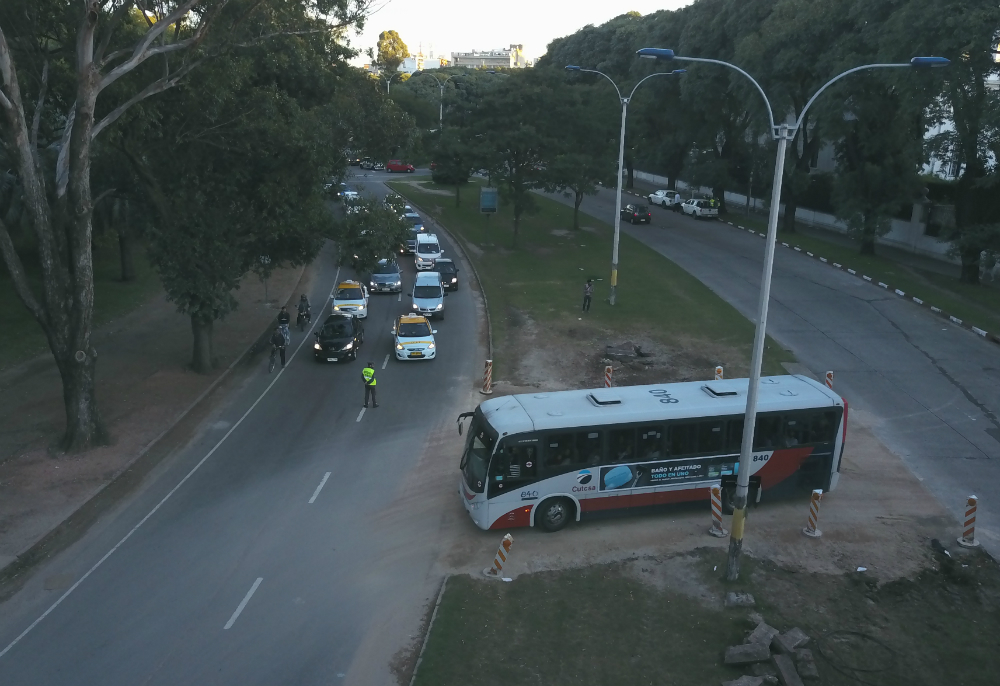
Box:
537;498;574;533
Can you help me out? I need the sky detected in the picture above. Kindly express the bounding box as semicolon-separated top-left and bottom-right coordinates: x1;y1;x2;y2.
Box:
347;0;690;66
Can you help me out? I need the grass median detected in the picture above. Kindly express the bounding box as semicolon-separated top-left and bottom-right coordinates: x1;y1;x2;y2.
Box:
388;179;794;388
733;213;1000;336
0;244;161;371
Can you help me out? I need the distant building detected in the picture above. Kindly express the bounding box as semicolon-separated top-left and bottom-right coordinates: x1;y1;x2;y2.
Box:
450;44;530;69
397;54;424;74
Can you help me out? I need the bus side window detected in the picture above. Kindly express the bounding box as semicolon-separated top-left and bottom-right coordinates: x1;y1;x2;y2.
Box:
699;421;725;455
575;431;603;465
636;425;664;460
726;418;744;454
808;411;838;444
668;422;699;458
753;415;783;450
507;444;538;478
609;428;635;463
545;434;577;471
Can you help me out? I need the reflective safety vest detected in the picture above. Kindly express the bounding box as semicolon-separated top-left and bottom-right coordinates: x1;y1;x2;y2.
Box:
362;367;376;386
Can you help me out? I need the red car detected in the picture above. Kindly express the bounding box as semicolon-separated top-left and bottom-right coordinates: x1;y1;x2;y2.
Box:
386;160;415;173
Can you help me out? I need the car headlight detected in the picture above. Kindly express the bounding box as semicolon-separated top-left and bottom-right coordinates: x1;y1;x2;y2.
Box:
412;303;418;309
343;341;353;350
395;280;402;286
436;304;443;310
313;343;322;350
370;281;376;286
451;277;457;283
428;342;435;349
333;305;340;310
359;303;366;309
396;343;403;350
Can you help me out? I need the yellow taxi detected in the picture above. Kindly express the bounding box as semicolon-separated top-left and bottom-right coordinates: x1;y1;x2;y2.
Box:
391;314;437;361
331;280;368;319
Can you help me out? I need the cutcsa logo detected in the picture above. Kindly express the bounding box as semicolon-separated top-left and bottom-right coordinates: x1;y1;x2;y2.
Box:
576;469;593;485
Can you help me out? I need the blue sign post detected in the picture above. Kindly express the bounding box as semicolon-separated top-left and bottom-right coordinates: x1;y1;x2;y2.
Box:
480;187;498;214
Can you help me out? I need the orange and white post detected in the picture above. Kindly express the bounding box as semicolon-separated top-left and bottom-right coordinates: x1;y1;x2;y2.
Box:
483;533;514;581
958;495;980;548
708;485;729;537
825;371;834;389
715;366;724;380
802;489;824;538
480;359;493;395
605;365;613;388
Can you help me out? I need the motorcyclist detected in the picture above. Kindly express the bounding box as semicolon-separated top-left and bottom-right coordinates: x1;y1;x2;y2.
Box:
297;294;311;326
277;306;291;345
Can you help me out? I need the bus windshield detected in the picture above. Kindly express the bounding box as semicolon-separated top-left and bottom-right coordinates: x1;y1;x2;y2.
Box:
461;413;496;493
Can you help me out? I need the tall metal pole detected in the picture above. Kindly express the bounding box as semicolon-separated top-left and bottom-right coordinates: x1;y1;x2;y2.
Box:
725;124;791;581
609;99;628;306
439;82;444;130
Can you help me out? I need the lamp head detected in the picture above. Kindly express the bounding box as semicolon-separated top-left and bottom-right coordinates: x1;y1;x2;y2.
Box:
565;65;582;71
636;48;675;60
910;56;950;68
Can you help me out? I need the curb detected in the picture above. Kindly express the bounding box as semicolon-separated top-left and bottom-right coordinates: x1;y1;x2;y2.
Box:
407;575;449;686
384;184;494;359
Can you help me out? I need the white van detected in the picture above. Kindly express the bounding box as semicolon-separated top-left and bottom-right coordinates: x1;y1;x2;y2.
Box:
415;232;443;270
410;271;447;319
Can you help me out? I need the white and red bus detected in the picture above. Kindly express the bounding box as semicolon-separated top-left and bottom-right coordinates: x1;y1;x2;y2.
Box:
458;376;846;532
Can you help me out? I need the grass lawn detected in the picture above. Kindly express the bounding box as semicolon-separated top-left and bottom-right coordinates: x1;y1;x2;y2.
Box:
415;549;1000;686
388;180;795;384
0;243;161;371
732;213;1000;335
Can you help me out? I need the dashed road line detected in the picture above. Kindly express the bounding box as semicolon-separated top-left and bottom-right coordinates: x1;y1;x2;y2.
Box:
308;472;332;504
382;354;390;369
224;578;263;630
356;407;366;422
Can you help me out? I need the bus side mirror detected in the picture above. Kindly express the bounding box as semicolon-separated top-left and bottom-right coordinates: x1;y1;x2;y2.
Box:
458;421;464;436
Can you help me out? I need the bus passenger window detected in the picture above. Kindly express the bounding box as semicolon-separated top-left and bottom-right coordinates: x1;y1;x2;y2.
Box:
668;423;699;457
609;429;635;463
506;444;538;478
753;415;783;450
699;421;725;455
545;434;576;469
807;411;838;444
636;425;663;460
576;431;603;465
726;418;744;454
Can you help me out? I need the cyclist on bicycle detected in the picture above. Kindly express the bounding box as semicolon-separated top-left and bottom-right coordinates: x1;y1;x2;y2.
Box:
277;306;291;345
270;326;287;368
297;294;311;327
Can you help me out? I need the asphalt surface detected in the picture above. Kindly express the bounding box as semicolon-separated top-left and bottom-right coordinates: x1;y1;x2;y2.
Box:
0;171;482;685
550;187;1000;552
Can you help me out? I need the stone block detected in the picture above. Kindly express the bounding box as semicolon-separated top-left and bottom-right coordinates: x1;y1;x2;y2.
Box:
747;622;779;646
725;591;756;607
750;662;777;677
722;677;764;686
773;627;810;653
772;654;804;686
795;648;819;680
725;642;772;665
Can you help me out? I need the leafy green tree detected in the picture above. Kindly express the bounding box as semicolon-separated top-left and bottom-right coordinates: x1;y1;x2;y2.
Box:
374;29;409;75
431;130;476;206
338;198;410;274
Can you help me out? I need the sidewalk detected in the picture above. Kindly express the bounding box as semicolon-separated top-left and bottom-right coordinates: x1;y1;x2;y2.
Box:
0;264;309;571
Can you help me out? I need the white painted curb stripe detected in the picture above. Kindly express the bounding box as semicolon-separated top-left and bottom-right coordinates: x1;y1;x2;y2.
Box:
878;282;889;288
833;263;842;268
951;316;963;325
847;269;856;275
972;327;987;336
913;297;924;304
931;306;942;313
895;289;905;296
863;275;872;281
224;577;263;630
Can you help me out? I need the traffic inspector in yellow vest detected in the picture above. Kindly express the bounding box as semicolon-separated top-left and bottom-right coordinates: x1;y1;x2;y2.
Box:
362;362;378;408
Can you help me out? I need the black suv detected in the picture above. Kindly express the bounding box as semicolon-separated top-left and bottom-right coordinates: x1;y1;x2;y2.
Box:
620;203;652;224
313;314;364;362
435;258;460;290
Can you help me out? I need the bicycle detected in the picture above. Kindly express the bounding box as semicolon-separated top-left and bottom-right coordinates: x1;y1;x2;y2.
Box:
268;345;280;373
279;322;290;346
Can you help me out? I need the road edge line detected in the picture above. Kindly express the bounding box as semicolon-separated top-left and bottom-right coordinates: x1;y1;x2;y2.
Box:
408;575;450;686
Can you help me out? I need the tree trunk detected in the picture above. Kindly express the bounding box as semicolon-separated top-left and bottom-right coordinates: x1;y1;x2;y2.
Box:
53;343;108;451
959;246;981;284
573;190;584;230
782;200;797;234
191;313;215;373
859;213;877;255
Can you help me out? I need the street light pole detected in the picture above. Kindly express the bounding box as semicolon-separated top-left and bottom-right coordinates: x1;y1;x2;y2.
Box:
565;66;684;305
636;47;949;581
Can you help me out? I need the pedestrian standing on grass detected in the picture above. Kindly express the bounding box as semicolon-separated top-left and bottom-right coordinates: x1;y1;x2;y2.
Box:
582;279;594;312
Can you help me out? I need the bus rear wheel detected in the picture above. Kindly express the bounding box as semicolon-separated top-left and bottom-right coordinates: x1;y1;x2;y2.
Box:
537;498;574;533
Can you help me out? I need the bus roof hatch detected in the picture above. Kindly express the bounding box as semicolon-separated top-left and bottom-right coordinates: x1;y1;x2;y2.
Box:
588;390;622;406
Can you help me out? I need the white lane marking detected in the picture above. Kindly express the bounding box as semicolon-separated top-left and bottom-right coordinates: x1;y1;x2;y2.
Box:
382;354;389;369
397;292;402;302
356;407;366;422
308;472;332;504
0;268;341;661
224;577;263;630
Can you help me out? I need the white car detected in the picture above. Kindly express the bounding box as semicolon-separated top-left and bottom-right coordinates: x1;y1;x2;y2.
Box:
414;232;443;270
648;189;683;210
331;280;369;318
681;198;719;220
392;314;437;361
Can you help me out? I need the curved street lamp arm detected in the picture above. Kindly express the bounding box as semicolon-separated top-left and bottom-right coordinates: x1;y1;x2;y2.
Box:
794;63;911;131
627;70;683;101
575;68;624;102
674;56;776;135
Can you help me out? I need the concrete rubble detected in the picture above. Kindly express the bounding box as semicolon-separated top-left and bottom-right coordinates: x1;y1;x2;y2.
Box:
725;642;772;665
722;676;764;686
772;654;805;686
794;648;819;680
725;591;756;607
722;613;817;686
747;621;779;646
773;627;810;654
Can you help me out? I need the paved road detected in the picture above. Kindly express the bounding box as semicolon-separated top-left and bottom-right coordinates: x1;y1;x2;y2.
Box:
0;172;481;685
551;187;1000;552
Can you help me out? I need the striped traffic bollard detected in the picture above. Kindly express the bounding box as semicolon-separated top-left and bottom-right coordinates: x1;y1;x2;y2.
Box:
802;489;824;538
480;359;493;395
715;366;724;381
605;365;613;388
825;371;834;389
483;533;514;581
958;495;980;548
708;485;729;538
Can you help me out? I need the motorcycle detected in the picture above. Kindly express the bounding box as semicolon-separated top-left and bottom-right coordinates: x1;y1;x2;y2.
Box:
296;307;311;331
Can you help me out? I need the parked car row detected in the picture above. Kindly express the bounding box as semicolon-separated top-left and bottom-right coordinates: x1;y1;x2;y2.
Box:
638;190;721;220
